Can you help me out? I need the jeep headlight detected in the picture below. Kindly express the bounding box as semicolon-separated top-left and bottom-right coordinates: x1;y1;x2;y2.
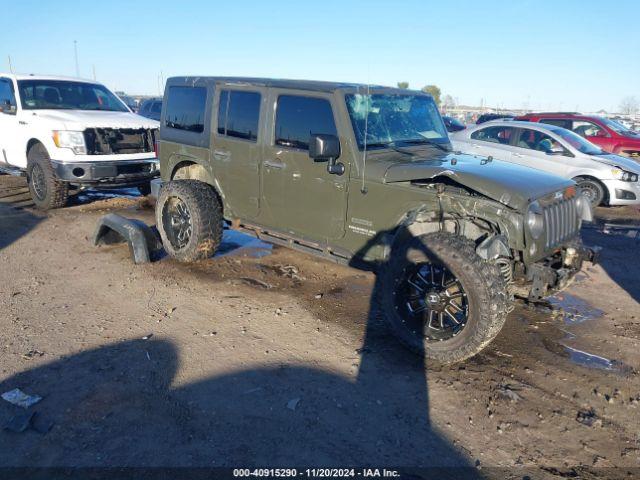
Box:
611;168;639;182
52;130;87;155
526;201;544;240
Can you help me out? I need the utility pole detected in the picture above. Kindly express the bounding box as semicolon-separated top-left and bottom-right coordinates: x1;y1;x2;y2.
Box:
7;55;13;73
74;40;79;77
92;65;96;81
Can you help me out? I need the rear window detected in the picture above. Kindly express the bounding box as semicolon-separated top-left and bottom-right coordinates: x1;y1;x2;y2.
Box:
275;95;337;150
217;90;261;141
165;86;207;133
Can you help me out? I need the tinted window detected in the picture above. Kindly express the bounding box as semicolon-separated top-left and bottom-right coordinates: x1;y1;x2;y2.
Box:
0;79;15;105
516;129;566;154
150;101;162;114
165;86;207;133
470;126;514;145
217;90;261;141
275;95;337;150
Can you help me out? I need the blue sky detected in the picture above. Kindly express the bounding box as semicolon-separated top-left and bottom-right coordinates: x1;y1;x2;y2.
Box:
2;0;638;112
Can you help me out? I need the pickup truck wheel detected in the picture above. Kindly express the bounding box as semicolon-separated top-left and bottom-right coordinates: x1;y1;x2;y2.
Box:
156;180;223;262
26;143;69;210
573;177;605;207
379;232;510;364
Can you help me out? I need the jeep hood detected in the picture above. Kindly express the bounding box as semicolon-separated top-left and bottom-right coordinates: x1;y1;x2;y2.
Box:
30;110;160;130
377;153;574;210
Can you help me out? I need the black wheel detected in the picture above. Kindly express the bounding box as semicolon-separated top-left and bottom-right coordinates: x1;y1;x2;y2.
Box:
574;177;605;207
26;143;69;210
137;183;152;196
378;232;511;364
156;180;223;262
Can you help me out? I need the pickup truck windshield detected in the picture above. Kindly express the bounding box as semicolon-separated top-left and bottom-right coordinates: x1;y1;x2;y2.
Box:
345;93;449;150
17;80;129;112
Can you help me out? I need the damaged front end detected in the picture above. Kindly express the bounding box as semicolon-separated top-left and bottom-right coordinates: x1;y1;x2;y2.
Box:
83;128;157;155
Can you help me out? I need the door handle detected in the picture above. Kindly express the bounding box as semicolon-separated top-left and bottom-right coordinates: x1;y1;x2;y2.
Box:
213;149;230;160
472;144;482;149
513;153;525;158
264;160;284;170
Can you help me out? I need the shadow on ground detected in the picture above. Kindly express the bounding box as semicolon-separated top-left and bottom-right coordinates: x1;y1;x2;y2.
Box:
0;234;479;478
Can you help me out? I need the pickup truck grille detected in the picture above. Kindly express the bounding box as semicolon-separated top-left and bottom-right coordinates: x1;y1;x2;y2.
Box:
83;128;157;155
543;197;579;249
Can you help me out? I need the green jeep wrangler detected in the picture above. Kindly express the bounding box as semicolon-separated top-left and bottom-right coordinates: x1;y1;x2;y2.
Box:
153;77;596;363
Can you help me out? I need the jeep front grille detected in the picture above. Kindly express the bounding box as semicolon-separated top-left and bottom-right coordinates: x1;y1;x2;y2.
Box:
543;197;579;249
83;128;157;155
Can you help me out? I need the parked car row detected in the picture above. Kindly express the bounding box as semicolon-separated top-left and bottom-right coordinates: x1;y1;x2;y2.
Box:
450;121;640;206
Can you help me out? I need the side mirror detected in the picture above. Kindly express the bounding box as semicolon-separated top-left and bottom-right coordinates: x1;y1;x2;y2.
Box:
309;134;344;175
0;100;16;115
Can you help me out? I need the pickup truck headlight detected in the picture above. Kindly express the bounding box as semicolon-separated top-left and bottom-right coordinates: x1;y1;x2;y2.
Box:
611;168;639;182
52;130;87;155
526;201;544;239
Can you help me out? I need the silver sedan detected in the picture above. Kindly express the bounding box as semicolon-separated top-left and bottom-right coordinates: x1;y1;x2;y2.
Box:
449;120;640;206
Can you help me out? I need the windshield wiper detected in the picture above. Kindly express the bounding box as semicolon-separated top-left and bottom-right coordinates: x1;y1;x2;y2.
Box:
400;138;451;153
366;141;416;156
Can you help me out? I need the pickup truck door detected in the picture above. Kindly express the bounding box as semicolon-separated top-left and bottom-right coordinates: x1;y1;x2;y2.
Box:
0;77;20;167
260;90;347;240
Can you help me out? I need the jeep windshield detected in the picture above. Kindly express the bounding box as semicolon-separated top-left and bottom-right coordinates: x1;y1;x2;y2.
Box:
345;93;450;152
17;80;129;112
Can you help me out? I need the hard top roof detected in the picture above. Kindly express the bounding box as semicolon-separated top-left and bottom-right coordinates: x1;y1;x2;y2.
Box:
166;76;428;95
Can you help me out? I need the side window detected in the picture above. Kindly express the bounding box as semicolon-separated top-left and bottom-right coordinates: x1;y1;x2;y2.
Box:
275;95;337;150
165;86;207;132
540;118;572;129
573;120;606;138
516;129;566;154
217;90;261;141
0;78;16;106
470;126;514;145
150;101;162;114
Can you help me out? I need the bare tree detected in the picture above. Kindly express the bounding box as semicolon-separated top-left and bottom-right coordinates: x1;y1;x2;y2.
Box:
619;96;639;115
397;82;409;89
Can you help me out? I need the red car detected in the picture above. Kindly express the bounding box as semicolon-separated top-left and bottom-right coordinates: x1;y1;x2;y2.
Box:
516;112;640;159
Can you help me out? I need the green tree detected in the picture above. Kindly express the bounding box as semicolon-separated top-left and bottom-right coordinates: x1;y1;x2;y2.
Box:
396;82;409;89
421;85;441;106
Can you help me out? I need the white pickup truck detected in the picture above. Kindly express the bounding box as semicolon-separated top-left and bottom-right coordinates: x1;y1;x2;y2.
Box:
0;74;160;209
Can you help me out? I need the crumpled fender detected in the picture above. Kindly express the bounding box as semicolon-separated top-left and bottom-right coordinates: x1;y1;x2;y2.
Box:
93;214;162;264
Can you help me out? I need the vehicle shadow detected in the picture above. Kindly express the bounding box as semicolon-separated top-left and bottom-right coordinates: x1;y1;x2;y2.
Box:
581;223;640;304
0;231;479;477
0;200;42;252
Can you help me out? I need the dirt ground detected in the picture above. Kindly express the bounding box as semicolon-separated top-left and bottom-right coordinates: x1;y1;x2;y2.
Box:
0;175;639;479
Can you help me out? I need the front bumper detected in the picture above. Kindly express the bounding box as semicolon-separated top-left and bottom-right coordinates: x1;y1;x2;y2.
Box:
517;243;600;301
602;179;640;206
51;159;159;187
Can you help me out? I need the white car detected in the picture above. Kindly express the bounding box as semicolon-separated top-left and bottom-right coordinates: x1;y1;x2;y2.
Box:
0;74;160;209
450;120;640;206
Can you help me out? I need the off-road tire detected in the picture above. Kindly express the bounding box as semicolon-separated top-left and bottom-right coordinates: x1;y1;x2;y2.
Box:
156;180;223;262
574;176;605;207
379;232;511;364
26;143;69;210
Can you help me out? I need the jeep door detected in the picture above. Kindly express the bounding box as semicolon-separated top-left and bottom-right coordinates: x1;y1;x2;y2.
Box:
212;85;264;219
261;90;347;240
467;125;516;162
